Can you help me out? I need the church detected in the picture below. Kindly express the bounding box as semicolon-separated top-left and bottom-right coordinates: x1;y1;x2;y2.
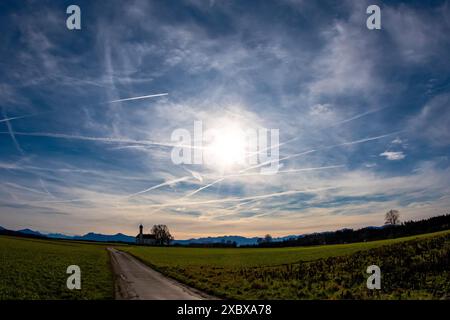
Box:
135;224;156;245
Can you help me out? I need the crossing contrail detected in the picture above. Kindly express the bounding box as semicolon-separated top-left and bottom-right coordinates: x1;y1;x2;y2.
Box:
127;176;191;198
108;93;168;103
244;107;388;158
174;131;398;200
1;108;24;154
239;131;401;173
129;186;339;209
0;115;30;123
181;177;225;199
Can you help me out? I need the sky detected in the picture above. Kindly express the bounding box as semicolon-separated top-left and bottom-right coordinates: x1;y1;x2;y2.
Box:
0;0;450;239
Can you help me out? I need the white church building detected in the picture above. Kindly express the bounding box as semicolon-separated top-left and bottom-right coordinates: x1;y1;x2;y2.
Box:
135;224;156;245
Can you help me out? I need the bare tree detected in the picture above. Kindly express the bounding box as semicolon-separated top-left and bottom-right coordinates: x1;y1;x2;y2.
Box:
151;224;174;245
385;209;400;225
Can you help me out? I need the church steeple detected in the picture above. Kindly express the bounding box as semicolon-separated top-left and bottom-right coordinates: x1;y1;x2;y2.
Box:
137;224;144;244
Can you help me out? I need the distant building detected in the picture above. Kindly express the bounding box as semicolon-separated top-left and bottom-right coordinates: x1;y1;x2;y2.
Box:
136;224;156;245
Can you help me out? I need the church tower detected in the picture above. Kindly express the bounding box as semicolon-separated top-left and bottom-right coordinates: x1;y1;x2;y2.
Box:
138;224;143;243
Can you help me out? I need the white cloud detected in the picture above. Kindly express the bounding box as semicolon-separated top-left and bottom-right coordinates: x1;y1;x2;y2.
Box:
309;103;332;116
379;151;406;161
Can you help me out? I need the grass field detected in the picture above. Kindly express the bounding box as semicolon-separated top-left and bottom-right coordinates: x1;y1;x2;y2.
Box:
120;230;450;267
0;230;449;299
0;236;113;300
120;230;450;299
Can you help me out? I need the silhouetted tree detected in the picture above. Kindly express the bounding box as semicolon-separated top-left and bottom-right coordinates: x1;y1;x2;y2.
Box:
264;234;273;243
385;209;400;225
151;224;174;245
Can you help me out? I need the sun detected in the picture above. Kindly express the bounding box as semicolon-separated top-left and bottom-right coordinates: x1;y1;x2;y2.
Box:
204;124;246;170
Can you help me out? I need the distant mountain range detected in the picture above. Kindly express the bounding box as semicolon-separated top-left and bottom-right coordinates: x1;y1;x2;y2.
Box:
0;226;299;245
0;226;387;246
2;214;449;247
15;228;136;243
172;235;299;246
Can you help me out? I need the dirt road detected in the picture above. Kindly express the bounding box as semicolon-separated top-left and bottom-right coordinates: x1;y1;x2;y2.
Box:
108;248;212;300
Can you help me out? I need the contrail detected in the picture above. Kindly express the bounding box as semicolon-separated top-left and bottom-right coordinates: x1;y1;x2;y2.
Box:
33;176;193;204
4;182;48;196
1;108;24;154
0;131;195;149
127;176;191;198
240;131;400;173
127;168;203;198
0;115;30;123
29;198;92;204
181;177;225;199
39;178;55;199
329;107;388;128
239;207;280;220
228;165;344;178
223;198;260;211
184;168;203;182
108;93;168;103
244;136;299;158
146;164;341;206
222;198;262;215
244;107;388;158
109;145;150;151
329;132;401;147
132;186;339;209
180;164;344;200
0;131;204;150
177;131;397;199
239;149;317;174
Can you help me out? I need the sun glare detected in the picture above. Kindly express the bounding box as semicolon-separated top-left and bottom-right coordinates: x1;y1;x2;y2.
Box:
204;124;246;170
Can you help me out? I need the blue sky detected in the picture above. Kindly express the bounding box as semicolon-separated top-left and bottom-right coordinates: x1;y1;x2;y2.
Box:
1;0;450;238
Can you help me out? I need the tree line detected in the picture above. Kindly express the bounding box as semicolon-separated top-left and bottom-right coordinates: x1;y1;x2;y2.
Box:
245;212;450;248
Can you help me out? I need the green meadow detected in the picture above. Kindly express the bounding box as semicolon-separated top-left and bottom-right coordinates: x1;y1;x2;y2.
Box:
0;230;449;299
0;236;113;300
121;230;450;299
121;231;450;268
